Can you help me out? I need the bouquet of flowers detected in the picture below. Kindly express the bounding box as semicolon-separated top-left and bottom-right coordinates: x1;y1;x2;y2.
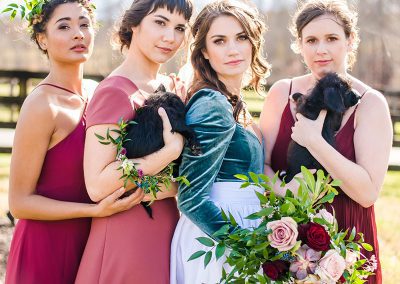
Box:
189;167;376;283
95;118;189;201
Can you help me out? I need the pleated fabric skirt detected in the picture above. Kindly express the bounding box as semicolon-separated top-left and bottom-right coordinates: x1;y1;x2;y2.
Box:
170;182;263;284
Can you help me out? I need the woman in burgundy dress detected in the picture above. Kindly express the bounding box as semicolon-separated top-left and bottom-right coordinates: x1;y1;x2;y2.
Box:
75;1;193;283
6;1;143;283
259;1;392;283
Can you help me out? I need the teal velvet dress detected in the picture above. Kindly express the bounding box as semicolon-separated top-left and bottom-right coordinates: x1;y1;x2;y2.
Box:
170;89;264;284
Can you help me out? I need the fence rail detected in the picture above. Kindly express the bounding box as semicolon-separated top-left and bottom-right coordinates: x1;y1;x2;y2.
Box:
1;70;399;156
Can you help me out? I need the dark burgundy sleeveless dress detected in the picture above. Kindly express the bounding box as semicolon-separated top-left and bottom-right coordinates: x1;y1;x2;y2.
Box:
270;87;382;283
6;84;92;284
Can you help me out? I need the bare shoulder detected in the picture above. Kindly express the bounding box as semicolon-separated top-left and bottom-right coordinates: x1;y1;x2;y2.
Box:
266;78;292;102
357;88;389;114
18;87;57;128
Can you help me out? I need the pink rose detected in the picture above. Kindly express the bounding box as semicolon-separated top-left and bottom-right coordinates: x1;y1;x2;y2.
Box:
315;250;346;283
314;209;335;226
267;217;298;252
290;245;321;279
345;250;359;269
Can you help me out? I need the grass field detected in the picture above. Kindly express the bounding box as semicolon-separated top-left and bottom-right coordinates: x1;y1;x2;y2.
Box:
0;153;399;282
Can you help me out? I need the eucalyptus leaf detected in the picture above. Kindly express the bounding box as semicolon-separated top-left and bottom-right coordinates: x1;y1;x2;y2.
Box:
204;251;212;267
215;243;226;260
249;172;259;184
196;237;215;247
187;250;206;261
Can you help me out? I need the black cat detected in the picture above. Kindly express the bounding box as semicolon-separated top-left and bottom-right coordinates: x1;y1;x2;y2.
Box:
122;85;201;217
283;73;360;182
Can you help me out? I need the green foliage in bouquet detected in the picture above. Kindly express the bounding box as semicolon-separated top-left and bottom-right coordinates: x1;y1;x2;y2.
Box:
188;167;376;283
95;118;189;201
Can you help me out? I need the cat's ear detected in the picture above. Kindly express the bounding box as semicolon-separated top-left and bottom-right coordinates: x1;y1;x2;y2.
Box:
155;84;167;93
343;90;361;108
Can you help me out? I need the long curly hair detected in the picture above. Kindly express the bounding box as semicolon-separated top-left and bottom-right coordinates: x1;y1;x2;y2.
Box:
187;0;270;122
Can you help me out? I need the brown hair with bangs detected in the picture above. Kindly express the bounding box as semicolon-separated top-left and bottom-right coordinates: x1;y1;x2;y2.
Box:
116;0;193;52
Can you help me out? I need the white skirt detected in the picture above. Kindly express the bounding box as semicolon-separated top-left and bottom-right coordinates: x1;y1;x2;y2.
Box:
170;182;263;284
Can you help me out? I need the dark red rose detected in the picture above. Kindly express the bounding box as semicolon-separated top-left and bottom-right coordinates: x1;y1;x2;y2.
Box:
298;222;330;251
262;260;289;281
339;275;346;283
298;223;311;243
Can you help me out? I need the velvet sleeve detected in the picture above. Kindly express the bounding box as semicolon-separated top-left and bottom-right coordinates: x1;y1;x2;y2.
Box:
86;85;135;129
177;89;236;237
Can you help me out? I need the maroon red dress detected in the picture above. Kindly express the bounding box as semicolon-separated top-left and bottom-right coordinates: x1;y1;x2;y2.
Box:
6;85;92;284
75;76;179;284
271;89;382;283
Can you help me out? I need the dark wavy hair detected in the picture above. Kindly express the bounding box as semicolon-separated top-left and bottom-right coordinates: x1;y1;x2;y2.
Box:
116;0;193;52
188;0;271;122
30;0;95;54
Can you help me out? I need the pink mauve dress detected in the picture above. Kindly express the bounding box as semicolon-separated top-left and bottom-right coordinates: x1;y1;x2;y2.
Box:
75;76;179;284
6;86;92;284
270;85;381;284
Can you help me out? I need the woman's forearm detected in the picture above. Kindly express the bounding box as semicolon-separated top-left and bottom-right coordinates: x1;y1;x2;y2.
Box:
9;194;96;220
307;136;378;207
132;143;182;176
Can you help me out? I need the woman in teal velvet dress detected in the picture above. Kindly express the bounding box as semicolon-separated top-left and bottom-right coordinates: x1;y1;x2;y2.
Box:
170;1;270;283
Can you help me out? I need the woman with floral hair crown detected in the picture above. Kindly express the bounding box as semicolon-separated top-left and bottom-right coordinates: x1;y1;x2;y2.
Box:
5;1;144;283
259;0;392;282
170;1;270;283
74;0;193;283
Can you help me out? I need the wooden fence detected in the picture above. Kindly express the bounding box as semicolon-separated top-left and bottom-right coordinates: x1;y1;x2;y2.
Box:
0;70;399;170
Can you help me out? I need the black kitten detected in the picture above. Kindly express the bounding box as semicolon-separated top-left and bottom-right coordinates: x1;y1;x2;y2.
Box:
122;85;201;217
124;85;201;158
284;73;360;182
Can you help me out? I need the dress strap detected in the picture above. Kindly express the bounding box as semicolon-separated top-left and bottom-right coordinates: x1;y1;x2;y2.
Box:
360;88;371;98
354;88;371;110
288;80;293;100
35;83;76;95
34;83;88;104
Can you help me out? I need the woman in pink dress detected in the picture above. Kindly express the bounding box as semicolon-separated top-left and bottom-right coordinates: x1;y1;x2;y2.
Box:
5;1;143;283
75;1;193;283
259;1;392;283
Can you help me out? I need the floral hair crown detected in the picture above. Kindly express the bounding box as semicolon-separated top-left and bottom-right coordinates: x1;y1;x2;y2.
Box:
2;0;95;24
2;0;49;22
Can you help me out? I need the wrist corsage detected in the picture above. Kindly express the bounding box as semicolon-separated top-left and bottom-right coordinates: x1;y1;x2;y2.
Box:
95;118;189;202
